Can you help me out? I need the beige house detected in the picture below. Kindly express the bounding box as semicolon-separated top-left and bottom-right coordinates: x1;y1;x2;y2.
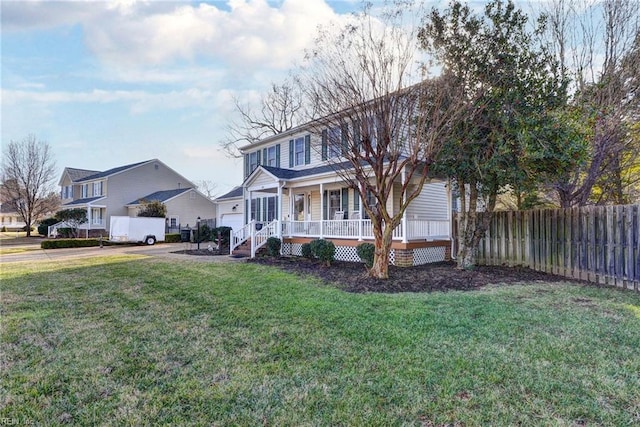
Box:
224;122;453;266
0;204;27;231
58;159;216;236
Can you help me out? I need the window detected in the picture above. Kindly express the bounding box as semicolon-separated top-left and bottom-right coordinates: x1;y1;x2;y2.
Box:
91;208;103;225
266;196;276;222
294;137;305;166
81;184;88;198
248;152;259;174
250;199;258;221
93;181;103;196
363;189;377;219
62;185;73;199
266;146;277;166
328;190;342;220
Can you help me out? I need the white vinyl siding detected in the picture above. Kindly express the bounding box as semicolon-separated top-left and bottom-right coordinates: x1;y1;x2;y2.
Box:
406;181;449;220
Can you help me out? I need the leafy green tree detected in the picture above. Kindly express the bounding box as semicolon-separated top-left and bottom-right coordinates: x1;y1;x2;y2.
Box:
419;0;583;268
137;200;167;218
55;208;87;238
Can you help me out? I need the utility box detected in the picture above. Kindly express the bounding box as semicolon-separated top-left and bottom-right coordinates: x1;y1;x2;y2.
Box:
110;216;165;245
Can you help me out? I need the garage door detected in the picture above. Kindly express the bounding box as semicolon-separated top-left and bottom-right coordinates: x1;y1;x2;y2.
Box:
220;213;243;231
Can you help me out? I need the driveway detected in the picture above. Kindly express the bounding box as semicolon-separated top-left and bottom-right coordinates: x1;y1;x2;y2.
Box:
0;241;245;264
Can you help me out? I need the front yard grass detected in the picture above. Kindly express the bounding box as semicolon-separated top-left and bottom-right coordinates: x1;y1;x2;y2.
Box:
2;256;639;425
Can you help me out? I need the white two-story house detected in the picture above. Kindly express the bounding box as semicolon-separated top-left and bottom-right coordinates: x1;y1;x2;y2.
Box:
58;159;216;236
221;117;453;266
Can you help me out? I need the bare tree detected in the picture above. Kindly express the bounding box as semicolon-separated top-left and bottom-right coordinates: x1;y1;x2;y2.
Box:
194;180;218;199
1;135;60;236
542;0;640;206
220;77;311;158
297;3;468;279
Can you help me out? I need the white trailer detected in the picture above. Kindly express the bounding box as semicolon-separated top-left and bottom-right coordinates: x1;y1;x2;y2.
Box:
110;216;165;245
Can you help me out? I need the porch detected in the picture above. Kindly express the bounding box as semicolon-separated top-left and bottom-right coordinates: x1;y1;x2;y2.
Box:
231;217;451;266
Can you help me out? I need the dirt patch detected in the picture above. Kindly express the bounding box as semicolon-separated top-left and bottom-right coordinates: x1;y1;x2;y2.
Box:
248;256;579;293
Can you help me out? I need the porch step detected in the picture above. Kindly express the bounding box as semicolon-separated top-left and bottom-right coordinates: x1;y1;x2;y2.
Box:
231;238;267;258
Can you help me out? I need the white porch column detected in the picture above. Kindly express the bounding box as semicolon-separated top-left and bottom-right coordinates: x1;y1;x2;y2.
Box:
319;182;324;238
277;183;283;239
358;188;363;241
401;169;408;243
288;186;293;238
86;206;91;238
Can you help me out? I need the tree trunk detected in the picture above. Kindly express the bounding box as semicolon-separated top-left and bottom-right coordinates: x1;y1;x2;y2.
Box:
369;220;394;279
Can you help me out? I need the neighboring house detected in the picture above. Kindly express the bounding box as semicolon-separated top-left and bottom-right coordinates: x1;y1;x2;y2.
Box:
126;188;216;232
215;186;244;231
0;203;26;231
223;122;453;266
57;159;216;236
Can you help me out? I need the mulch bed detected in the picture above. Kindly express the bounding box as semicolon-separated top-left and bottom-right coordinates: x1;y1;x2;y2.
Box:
247;257;580;293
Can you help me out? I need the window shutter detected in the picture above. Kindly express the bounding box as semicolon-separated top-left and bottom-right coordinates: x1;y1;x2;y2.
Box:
256;198;261;221
263;198;267;222
341;123;349;155
289;140;294;167
245;199;249;223
322;191;328;220
305;135;311;164
342;188;349;219
354;189;360;211
262;148;267;166
321;129;328;160
276;144;281;167
353;119;361;152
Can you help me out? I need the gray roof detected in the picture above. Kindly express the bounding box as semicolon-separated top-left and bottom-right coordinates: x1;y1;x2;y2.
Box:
0;203;18;214
63;196;105;206
76;160;151;182
66;168;100;181
128;188;191;205
216;186;243;200
260;162;350;180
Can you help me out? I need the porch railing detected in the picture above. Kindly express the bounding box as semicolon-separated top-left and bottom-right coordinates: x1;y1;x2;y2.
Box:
252;220;279;257
281;219;450;241
230;220;255;254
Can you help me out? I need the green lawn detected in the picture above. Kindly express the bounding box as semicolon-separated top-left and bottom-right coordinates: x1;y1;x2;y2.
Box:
2;256;640;425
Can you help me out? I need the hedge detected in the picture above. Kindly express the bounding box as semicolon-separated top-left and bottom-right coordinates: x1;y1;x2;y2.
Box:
165;233;181;243
41;239;110;249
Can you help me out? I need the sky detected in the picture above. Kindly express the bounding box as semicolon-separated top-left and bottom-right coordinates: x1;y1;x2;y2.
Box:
1;0;363;196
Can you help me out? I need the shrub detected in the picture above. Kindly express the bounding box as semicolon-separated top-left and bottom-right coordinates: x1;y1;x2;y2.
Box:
41;239;110;249
356;243;375;268
301;243;314;259
56;227;74;238
211;226;232;247
38;217;59;236
310;238;335;266
196;224;211;243
266;237;281;257
1;226;6;232
165;233;181;243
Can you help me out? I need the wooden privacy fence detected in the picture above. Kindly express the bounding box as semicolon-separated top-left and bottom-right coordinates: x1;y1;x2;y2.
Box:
464;205;639;291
